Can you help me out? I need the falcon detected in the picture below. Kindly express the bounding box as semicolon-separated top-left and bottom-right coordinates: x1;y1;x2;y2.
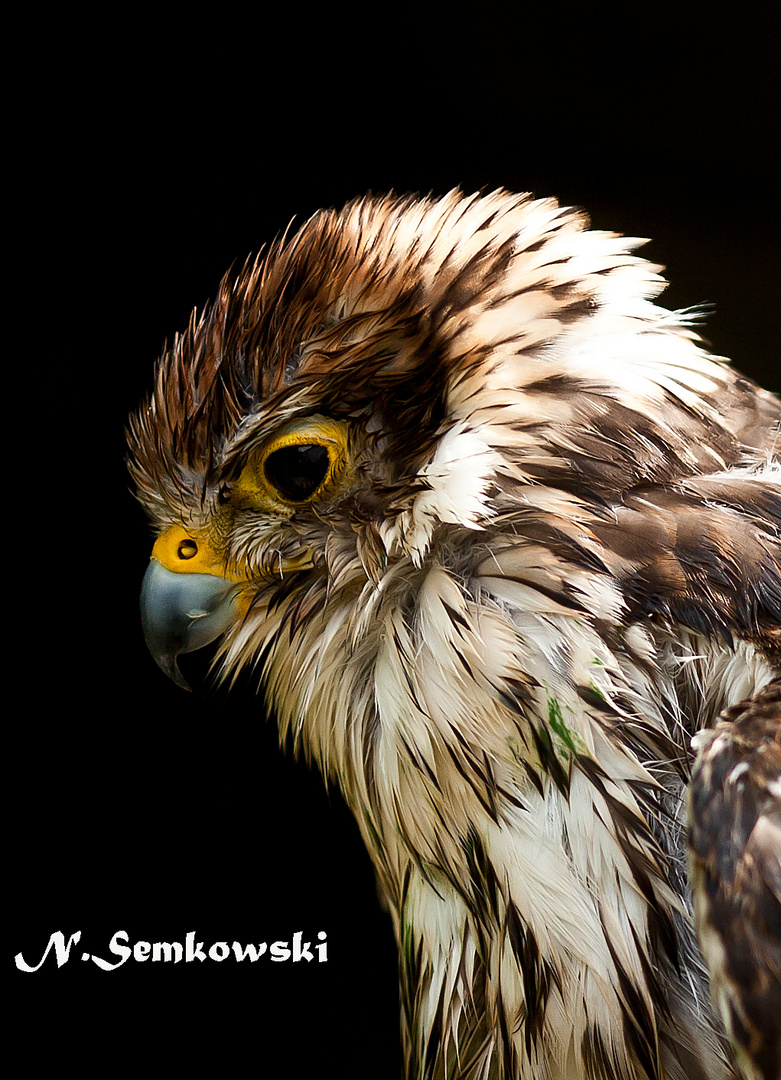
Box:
128;190;781;1080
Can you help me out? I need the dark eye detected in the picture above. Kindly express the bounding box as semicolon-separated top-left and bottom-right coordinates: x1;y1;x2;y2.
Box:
263;443;331;502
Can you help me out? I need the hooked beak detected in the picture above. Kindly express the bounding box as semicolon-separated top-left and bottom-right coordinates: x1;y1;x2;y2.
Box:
140;525;244;690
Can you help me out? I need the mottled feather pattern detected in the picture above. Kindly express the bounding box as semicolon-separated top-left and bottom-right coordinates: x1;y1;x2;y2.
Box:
129;190;781;1080
689;680;781;1080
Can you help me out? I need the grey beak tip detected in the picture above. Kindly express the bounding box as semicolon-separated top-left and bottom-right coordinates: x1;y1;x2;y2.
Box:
154;652;194;692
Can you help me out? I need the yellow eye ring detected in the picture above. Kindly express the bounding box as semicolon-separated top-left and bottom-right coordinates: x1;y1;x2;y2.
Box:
235;416;349;508
261;438;334;503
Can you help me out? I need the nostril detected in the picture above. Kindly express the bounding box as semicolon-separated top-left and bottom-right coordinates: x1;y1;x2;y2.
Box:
177;539;198;560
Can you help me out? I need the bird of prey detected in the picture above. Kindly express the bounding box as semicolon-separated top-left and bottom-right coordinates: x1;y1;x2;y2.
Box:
129;190;781;1080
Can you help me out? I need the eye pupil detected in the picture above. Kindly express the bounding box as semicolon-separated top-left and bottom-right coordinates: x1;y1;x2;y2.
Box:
264;443;331;502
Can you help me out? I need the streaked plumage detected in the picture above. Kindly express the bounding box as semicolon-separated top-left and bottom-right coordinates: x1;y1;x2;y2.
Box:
129;190;781;1080
689;678;781;1080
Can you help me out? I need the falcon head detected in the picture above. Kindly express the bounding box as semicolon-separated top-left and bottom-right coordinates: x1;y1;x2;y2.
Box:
129;190;780;1080
129;190;776;692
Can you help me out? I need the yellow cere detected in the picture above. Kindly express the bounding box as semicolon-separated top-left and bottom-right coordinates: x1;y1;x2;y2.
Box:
151;524;239;579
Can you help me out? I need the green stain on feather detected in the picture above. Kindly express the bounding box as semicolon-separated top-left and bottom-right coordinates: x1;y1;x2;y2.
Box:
588;679;606;702
547;697;581;755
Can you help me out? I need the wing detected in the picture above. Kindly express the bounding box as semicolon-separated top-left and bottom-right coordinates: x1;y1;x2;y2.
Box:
688;678;781;1080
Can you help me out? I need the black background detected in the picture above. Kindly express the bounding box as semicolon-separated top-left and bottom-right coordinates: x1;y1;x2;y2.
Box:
11;9;779;1077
